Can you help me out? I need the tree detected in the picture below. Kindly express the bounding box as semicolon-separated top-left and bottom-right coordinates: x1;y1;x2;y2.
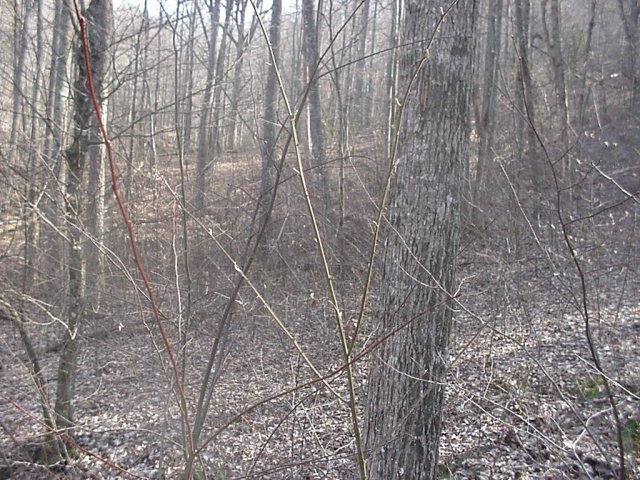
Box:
301;0;331;214
365;1;476;478
542;0;569;152
473;0;503;222
55;0;113;431
258;0;282;262
616;0;639;105
195;0;222;213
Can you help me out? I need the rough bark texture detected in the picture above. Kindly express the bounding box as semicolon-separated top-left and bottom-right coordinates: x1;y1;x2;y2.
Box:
55;0;113;430
365;1;476;479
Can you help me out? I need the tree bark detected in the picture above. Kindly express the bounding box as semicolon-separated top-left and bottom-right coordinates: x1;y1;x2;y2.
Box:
302;0;331;214
195;0;222;212
514;0;541;198
258;0;282;262
366;1;476;478
473;0;503;220
616;0;640;106
542;0;569;151
55;0;113;431
384;0;402;158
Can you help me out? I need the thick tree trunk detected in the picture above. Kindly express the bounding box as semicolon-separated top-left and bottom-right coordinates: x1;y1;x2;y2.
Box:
366;1;476;479
55;0;113;431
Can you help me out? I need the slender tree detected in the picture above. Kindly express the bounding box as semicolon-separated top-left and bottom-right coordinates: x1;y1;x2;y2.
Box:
195;0;222;212
473;0;503;219
616;0;640;105
258;0;282;262
514;0;542;202
301;0;331;214
55;0;113;431
542;0;569;151
384;0;402;158
366;1;476;478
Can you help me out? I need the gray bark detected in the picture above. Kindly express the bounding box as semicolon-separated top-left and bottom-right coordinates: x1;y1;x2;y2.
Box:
182;0;197;150
473;0;503;216
258;0;282;261
55;0;113;430
366;1;476;478
195;0;222;212
384;0;402;158
228;0;248;151
616;0;640;105
44;0;72;175
210;0;233;155
9;0;35;159
542;0;569;149
302;0;331;214
353;0;370;129
514;0;541;193
576;0;597;134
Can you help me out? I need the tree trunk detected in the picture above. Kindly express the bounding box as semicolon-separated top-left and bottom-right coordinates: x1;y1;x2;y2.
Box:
182;0;197;151
384;0;402;158
353;0;370;129
195;0;222;212
210;0;233;155
55;0;113;431
228;0;248;151
9;0;34;160
576;0;597;135
365;1;476;479
514;0;542;201
542;0;569;151
302;0;331;215
258;0;282;262
617;0;640;106
473;0;503;221
44;0;71;170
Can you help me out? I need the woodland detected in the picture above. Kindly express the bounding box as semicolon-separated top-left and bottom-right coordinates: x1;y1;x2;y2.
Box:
0;0;639;479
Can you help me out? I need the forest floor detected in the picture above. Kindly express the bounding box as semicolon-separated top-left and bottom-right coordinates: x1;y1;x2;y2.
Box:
2;228;639;480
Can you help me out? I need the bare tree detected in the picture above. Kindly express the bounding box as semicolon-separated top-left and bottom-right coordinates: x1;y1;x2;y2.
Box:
616;0;640;105
258;0;282;262
473;0;503;222
513;0;542;206
195;0;222;212
542;0;569;151
55;0;113;432
365;1;476;478
301;0;331;214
